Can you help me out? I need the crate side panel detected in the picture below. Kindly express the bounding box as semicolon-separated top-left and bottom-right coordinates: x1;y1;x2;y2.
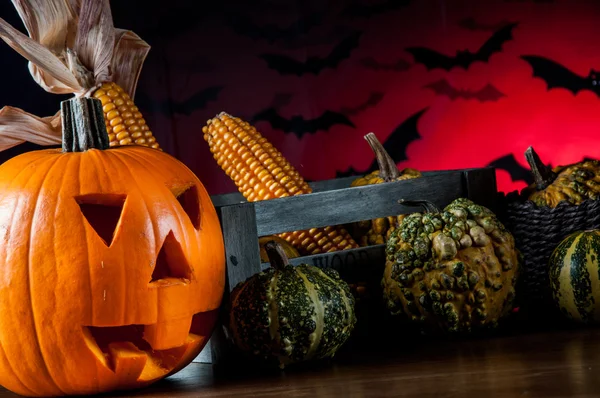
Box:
220;204;262;291
462;167;498;211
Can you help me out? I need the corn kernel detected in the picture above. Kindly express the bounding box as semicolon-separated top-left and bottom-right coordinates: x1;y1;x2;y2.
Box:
91;82;161;150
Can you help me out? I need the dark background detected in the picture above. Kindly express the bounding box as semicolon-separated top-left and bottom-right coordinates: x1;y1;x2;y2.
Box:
1;0;599;195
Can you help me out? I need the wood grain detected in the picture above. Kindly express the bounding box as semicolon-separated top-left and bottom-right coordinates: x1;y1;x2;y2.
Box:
218;203;261;290
1;327;597;397
253;172;465;236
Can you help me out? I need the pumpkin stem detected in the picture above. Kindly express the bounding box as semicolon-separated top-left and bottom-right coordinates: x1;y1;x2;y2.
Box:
398;199;440;213
524;146;557;190
264;241;290;270
61;97;110;152
365;132;400;181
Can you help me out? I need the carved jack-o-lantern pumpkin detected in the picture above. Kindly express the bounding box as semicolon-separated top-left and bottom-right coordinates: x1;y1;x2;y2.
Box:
0;98;225;397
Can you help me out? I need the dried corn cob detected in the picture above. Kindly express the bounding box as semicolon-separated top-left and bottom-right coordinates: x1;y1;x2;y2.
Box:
93;82;160;149
203;112;358;255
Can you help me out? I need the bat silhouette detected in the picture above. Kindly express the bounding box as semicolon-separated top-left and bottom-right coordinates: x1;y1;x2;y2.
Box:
458;17;513;31
406;23;518;71
341;0;410;18
340;92;385;115
134;86;223;117
360;57;411;71
521;55;600;97
488;154;533;184
251;108;355;138
335;108;428;177
259;31;363;76
424;79;506;102
228;13;323;43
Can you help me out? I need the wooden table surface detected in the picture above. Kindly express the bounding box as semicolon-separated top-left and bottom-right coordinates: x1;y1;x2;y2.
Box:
1;325;600;397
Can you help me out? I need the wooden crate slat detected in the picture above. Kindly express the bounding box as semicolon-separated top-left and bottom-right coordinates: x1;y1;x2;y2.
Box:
253;171;465;236
219;203;262;290
260;244;386;281
209;169;485;208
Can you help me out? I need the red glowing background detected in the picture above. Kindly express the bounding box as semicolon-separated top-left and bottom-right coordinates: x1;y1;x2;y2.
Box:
1;0;600;195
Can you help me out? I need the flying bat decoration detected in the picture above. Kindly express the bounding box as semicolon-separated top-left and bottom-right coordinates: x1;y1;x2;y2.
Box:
259;31;363;76
488;154;534;184
134;86;223;117
335;107;428;177
424;79;506;102
458;17;514;31
228;12;324;43
521;55;600;97
251;108;355;139
340;92;385;115
360;57;412;71
341;0;411;18
406;23;518;71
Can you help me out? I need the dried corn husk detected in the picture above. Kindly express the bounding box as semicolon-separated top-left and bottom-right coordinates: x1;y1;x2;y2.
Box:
0;0;150;151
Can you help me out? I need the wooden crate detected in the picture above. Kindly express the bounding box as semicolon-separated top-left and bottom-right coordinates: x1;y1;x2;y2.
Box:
195;167;498;364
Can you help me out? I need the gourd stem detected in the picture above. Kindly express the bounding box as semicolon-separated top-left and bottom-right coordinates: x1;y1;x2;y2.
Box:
365;133;400;181
398;199;440;213
61;97;110;152
264;241;290;270
524;146;557;190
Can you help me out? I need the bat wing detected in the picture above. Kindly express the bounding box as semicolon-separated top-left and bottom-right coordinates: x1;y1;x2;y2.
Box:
340;92;385;115
252;109;354;138
172;86;223;115
521;55;589;94
133;91;170;116
424;79;458;98
308;111;355;132
259;53;307;76
475;22;517;61
406;47;456;71
474;84;506;102
488;154;533;184
320;31;363;72
379;108;427;164
251;108;287;129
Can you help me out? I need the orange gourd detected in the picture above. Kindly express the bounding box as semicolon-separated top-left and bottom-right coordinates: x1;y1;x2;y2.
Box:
0;98;225;397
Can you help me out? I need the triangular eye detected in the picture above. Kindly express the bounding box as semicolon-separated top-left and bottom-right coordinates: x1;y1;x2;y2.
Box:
150;231;192;283
170;184;200;230
75;194;126;247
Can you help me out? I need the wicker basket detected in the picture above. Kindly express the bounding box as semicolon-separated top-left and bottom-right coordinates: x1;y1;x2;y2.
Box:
499;191;600;317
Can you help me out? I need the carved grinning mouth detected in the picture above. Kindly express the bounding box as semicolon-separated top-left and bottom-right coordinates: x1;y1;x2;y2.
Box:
82;310;217;382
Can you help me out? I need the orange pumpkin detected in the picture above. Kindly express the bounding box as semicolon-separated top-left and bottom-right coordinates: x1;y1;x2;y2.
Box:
0;98;225;396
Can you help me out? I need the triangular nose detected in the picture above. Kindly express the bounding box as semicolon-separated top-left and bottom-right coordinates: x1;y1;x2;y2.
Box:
151;230;192;283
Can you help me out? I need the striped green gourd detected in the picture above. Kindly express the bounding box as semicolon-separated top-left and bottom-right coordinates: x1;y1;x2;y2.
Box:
228;241;356;368
549;230;600;323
